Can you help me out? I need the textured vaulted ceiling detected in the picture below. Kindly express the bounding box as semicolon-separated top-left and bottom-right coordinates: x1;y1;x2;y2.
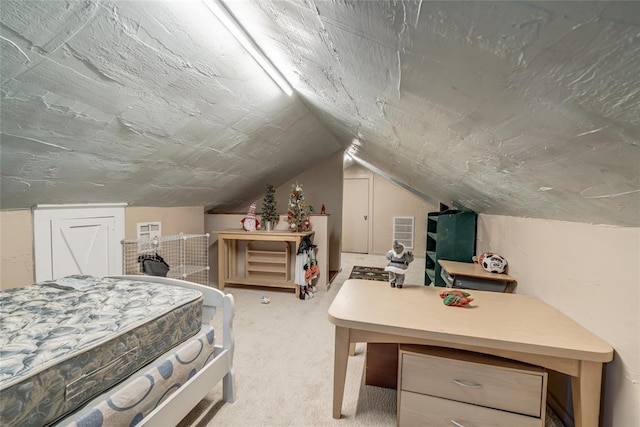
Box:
1;1;639;226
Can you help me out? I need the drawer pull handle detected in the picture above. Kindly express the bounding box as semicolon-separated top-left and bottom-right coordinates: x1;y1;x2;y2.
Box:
453;378;482;388
450;420;473;427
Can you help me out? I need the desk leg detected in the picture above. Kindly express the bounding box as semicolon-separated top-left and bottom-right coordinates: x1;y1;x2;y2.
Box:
229;240;237;278
333;326;349;419
571;361;603;427
218;237;226;290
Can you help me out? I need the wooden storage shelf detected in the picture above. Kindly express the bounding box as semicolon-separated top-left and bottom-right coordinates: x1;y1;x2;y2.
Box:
226;276;297;290
217;230;314;297
246;256;286;264
425;209;477;286
247;266;286;274
246;242;289;283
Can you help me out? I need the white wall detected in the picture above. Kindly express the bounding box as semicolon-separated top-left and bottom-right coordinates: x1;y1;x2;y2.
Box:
0;210;33;289
477;214;639;427
124;206;204;239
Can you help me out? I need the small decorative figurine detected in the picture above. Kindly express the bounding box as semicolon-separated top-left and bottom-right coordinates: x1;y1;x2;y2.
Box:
384;240;414;288
241;200;260;231
474;252;508;273
320;204;326;214
439;290;474;307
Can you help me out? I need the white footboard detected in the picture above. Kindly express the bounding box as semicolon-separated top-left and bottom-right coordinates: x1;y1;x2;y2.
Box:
108;276;236;425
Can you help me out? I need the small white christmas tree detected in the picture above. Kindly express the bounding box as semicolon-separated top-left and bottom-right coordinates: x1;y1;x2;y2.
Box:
286;183;311;232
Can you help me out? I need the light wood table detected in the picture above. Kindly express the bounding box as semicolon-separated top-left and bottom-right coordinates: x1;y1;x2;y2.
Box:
216;229;314;293
439;259;517;292
328;279;613;426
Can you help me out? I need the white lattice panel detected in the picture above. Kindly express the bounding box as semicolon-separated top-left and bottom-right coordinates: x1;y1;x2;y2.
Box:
122;233;209;285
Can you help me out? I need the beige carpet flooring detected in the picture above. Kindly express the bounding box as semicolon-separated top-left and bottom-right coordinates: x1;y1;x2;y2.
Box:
178;253;423;427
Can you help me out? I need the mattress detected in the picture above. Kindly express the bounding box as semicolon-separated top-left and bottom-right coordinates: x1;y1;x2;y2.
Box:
0;276;203;427
58;325;217;427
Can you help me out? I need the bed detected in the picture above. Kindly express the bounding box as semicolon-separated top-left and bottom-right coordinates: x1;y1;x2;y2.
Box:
0;275;235;427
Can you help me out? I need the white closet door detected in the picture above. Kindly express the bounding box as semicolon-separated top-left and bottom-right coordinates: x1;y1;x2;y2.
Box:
51;217;113;278
342;178;369;253
34;203;125;282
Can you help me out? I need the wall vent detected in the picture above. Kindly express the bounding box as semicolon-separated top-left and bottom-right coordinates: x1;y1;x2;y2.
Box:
137;221;161;241
393;217;414;250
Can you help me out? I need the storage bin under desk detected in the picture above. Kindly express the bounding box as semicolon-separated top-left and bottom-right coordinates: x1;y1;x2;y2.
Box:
398;345;547;426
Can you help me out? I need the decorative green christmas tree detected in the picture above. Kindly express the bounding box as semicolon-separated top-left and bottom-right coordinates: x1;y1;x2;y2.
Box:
261;184;279;226
287;183;311;232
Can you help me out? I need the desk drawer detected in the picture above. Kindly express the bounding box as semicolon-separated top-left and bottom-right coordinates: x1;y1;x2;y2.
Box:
399;391;542;427
400;349;545;417
453;275;509;292
441;268;509;292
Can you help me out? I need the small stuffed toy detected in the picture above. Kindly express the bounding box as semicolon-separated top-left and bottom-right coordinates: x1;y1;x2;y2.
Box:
241;200;260;231
440;290;474;307
384;240;414;288
473;252;508;274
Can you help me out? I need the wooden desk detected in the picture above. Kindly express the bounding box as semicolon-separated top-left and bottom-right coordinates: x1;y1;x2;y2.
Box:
328;279;613;426
216;229;314;293
439;259;517;292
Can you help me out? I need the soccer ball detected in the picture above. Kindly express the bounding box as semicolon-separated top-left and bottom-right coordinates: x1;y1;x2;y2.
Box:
479;253;507;274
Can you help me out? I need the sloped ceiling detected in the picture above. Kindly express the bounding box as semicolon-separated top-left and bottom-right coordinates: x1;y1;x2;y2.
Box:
1;1;639;226
0;0;343;212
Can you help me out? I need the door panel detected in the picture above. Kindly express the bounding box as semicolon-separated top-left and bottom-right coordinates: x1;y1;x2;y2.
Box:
342;178;369;253
51;217;113;278
34;204;125;282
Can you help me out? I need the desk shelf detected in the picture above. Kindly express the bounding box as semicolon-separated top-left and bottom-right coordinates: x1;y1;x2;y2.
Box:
225;276;297;290
246;243;289;283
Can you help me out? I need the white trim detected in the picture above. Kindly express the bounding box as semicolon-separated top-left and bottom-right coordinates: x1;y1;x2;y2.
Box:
33;203;127;210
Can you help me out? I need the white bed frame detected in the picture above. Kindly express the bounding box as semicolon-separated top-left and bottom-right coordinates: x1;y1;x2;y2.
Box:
108;275;236;426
